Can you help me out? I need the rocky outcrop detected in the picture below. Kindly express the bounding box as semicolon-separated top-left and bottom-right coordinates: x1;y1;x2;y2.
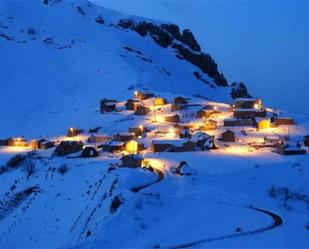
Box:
118;19;227;87
230;82;252;99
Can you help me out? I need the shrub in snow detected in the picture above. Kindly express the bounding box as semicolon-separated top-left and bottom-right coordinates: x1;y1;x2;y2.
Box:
24;160;36;178
0;165;8;174
58;164;69;175
6;154;26;168
27;28;36;35
110;195;122;214
135;199;143;209
268;185;277;198
95;16;104;24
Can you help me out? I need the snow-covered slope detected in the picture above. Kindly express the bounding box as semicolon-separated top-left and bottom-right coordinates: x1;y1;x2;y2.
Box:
0;0;246;139
1;1;308;249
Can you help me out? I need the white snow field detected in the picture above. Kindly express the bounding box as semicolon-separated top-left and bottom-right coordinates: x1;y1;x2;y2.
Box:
0;1;308;248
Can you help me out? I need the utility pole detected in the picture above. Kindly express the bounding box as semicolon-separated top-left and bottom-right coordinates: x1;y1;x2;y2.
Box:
153;99;156;122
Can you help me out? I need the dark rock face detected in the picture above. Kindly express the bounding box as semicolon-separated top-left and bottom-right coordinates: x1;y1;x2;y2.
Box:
172;43;227;86
95;16;104;25
118;19;228;87
181;29;200;52
230;82;252;99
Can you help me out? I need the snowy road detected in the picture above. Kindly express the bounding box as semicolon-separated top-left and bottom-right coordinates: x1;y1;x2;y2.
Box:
126;165;284;249
168;205;283;249
131;168;164;193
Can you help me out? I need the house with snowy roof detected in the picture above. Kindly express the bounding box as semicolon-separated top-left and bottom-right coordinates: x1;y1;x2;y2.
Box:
121;154;143;168
113;132;136;142
234;98;262;109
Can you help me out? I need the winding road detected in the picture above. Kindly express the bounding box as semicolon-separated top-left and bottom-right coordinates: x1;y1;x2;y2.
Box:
130;168;164;193
129;167;283;248
168;205;283;249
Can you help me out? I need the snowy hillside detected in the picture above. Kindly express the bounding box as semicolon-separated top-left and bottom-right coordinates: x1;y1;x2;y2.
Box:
0;1;308;249
0;0;248;139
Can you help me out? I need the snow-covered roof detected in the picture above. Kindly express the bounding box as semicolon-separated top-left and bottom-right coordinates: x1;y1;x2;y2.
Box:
234;108;264;112
224;118;237;121
152;139;186;146
275;117;294;120
235;98;257;102
285;146;305;152
102;141;124;146
264;136;281;140
191;132;211;141
115;132;135;136
122;154;143;160
103;102;116;106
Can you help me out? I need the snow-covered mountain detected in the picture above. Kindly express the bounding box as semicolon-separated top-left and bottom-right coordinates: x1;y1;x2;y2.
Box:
1;1;308;249
0;0;249;139
92;0;309;117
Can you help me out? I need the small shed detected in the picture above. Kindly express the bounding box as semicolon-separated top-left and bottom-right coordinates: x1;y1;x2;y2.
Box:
193;132;215;150
224;118;256;127
171;103;186;111
304;135;309;147
196;109;212;119
174;97;188;105
67;128;83;137
88;127;101;133
263;136;283;147
100;99;117;113
165;114;181;123
29;140;39;150
221;129;236;142
38;139;55;149
53;141;84;156
88;134;109;144
80;146;99;158
113;132;136;142
200;119;217;131
150;140;177;152
101;141;125;153
134;105;150;116
257;119;271;130
154;97;167;106
176;141;196;152
125;99;140;111
273;117;295;125
277;143;306;155
175;161;193;176
0;138;10;146
121;154;143;168
135;90;154;100
128;126;144;137
7;137;27;147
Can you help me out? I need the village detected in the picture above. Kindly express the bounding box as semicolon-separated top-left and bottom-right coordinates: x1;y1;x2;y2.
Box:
0;89;308;175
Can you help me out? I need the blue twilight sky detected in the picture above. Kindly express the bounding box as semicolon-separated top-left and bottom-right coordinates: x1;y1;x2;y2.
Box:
91;0;309;116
